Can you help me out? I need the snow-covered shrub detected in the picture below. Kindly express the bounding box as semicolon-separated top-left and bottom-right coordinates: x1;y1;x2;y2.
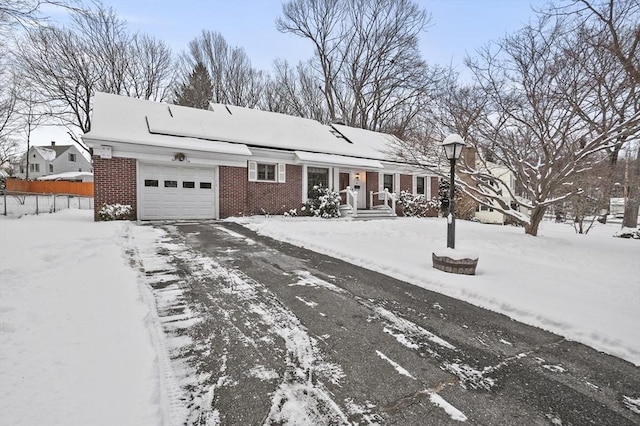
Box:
283;208;298;217
613;227;640;239
304;185;341;218
397;190;440;217
98;203;132;221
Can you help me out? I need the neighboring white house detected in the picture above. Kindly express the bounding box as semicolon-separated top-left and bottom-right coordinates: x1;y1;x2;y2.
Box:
473;161;519;225
17;142;92;180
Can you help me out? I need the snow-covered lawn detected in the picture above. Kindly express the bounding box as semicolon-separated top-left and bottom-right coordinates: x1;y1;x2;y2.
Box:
0;210;161;425
235;215;640;366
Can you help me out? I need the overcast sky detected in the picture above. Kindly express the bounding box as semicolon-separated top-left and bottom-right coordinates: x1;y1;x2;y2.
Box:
34;0;547;146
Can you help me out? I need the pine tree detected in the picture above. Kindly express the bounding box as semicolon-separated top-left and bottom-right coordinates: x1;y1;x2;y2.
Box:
174;62;214;109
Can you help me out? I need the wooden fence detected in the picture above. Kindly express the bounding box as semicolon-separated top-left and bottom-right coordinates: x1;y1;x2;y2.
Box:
6;179;94;196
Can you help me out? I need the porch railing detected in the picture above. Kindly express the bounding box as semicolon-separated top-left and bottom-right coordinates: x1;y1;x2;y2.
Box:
370;189;397;216
339;186;358;217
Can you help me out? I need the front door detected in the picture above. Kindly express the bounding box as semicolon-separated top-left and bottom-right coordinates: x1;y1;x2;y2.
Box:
339;172;350;204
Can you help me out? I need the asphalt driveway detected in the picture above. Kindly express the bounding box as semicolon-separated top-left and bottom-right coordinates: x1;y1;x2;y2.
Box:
134;220;640;425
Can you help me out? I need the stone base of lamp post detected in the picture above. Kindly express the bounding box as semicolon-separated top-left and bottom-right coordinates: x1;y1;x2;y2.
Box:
432;250;479;275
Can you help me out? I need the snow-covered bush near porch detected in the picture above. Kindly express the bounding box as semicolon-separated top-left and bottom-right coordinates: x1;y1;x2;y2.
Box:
304;185;341;218
398;190;440;217
98;203;132;220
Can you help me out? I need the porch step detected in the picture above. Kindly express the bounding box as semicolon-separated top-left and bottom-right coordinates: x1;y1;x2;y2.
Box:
351;209;396;220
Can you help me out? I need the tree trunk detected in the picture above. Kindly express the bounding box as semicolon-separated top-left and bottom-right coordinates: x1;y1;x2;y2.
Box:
525;205;547;236
622;148;639;228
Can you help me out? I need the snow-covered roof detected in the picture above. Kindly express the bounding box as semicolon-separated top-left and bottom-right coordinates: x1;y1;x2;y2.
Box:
36;171;93;181
33;146;57;162
85;93;407;163
293;151;383;169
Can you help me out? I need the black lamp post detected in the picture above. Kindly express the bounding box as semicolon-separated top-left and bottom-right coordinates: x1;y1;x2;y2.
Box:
442;134;466;249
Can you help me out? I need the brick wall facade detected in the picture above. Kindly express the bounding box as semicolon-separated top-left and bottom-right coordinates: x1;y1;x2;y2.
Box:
399;174;413;192
93;156;137;220
218;166;248;218
428;176;440;217
93;158;439;220
219;164;303;218
366;171;379;209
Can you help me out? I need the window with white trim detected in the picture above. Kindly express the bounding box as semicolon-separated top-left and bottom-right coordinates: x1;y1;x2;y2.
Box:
258;163;276;181
416;176;426;195
307;167;329;197
378;172;399;199
248;161;286;183
30;163;39;172
383;174;394;192
68;153;76;162
414;176;432;199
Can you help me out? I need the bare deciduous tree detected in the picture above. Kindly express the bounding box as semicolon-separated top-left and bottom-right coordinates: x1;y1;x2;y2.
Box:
17;89;46;179
544;0;640;228
12;3;174;151
125;33;174;102
0;0;78;33
277;0;435;133
455;18;639;236
261;59;329;123
179;30;264;108
0;76;19;173
545;0;640;84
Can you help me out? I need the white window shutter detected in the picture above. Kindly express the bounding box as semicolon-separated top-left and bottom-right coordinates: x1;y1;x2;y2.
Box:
394;173;400;194
426;176;432;200
248;161;257;182
278;163;286;183
378;172;384;200
412;176;417;195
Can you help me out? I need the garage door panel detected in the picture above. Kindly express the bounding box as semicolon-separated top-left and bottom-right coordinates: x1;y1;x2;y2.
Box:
139;163;216;220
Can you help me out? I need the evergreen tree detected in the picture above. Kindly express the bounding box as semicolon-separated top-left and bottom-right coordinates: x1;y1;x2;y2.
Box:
174;62;213;109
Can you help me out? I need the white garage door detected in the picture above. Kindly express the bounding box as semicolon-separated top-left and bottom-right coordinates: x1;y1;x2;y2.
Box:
139;163;216;220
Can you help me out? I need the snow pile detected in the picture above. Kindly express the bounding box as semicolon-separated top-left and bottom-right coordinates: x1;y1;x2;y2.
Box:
613;226;640;239
235;216;640;366
0;210;161;425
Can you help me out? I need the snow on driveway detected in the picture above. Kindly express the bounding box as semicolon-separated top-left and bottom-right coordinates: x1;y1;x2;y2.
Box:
236;216;640;366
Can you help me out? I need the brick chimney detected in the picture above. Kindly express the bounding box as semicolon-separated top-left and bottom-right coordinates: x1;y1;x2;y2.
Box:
51;141;56;146
461;146;476;169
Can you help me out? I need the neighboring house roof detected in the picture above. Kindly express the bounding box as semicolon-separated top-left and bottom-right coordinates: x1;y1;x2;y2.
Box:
36;171;93;181
49;145;74;157
24;145;84;163
85;92;415;165
32;146;57;162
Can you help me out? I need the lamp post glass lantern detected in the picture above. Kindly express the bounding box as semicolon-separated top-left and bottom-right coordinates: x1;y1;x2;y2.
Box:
442;134;466;249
